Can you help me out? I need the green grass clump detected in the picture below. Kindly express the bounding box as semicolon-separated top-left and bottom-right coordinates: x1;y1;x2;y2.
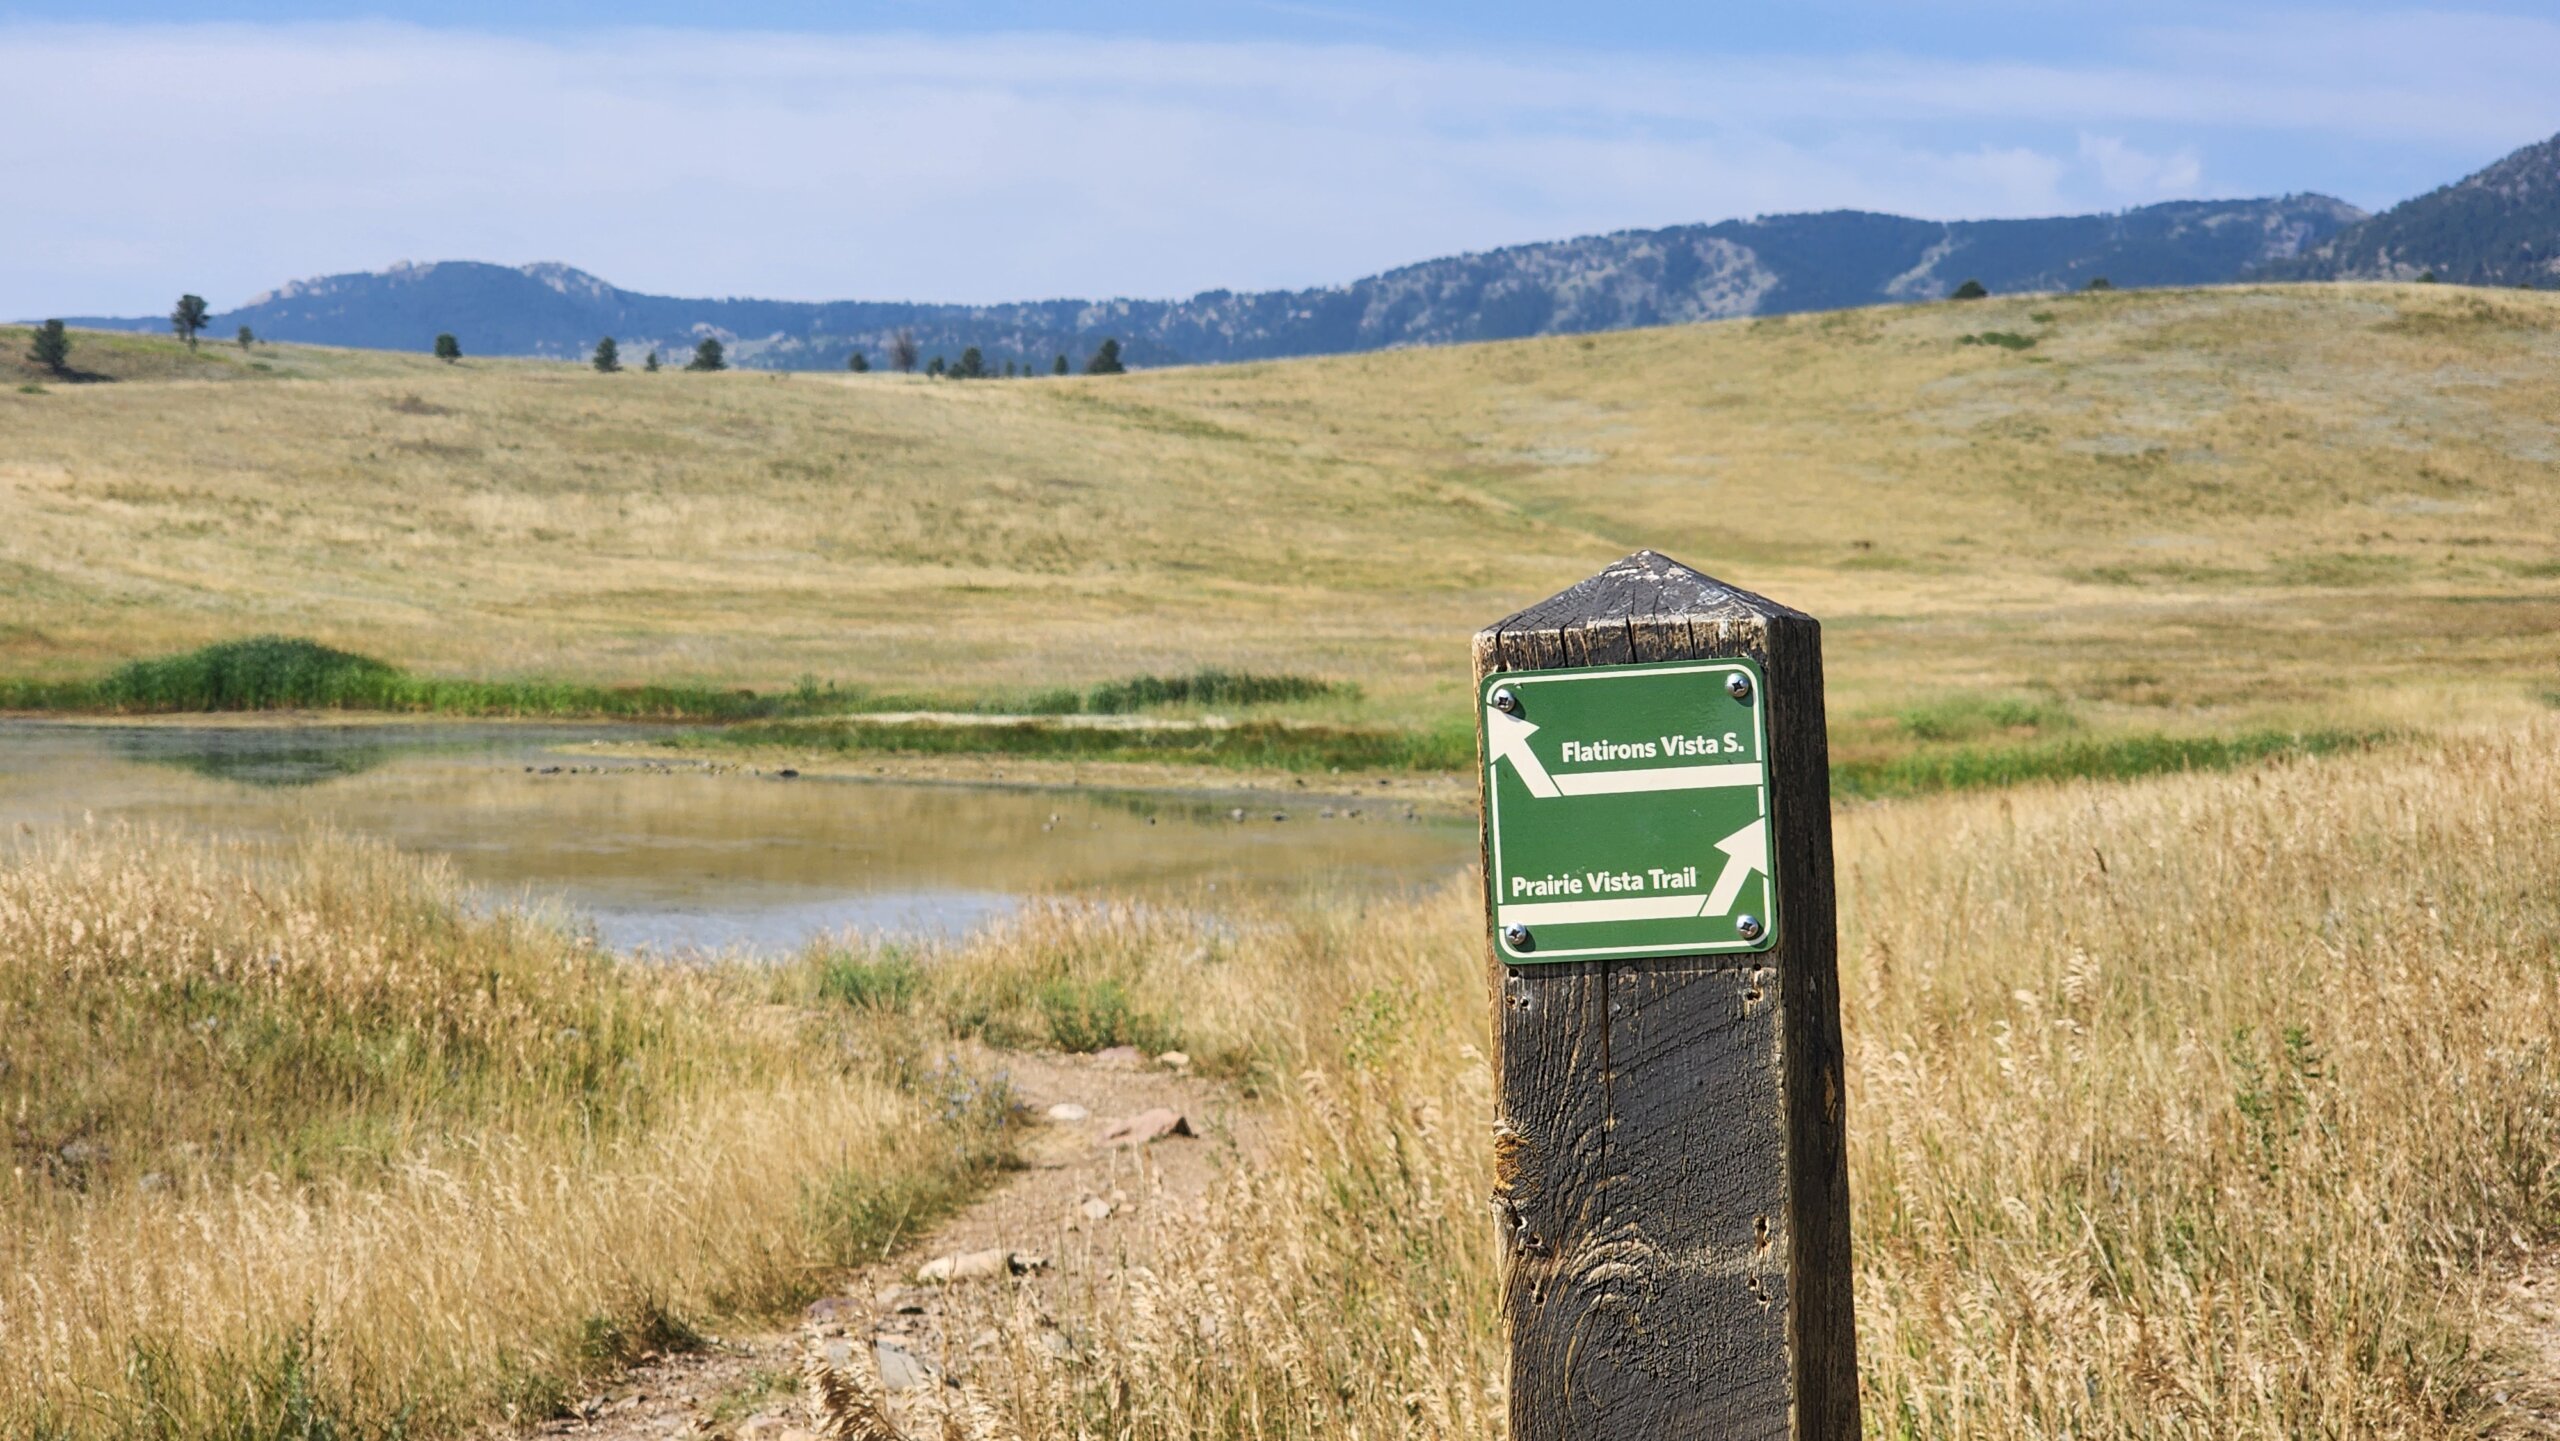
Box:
1035;977;1174;1053
1835;728;2387;799
814;951;924;1013
1894;694;2076;743
1958;331;2038;350
1024;669;1348;715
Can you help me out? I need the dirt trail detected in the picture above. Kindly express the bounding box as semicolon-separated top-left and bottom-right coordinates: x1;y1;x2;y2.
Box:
537;1048;1241;1441
2486;1253;2560;1438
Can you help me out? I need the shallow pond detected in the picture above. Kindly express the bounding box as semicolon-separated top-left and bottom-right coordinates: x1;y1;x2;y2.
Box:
0;721;1475;955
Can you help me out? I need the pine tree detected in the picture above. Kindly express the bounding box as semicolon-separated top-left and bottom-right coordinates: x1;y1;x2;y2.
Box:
236;324;255;350
171;294;211;348
926;356;945;377
2083;276;2114;291
28;319;70;374
1083;338;1126;375
1950;279;1988;301
593;336;621;373
890;329;920;373
687;337;726;371
644;350;661;373
955;346;985;379
433;333;462;363
1003;359;1017;378
848;350;870;373
1053;354;1069;376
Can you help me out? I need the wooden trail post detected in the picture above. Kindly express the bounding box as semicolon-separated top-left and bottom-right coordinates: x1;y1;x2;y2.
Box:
1475;550;1855;1440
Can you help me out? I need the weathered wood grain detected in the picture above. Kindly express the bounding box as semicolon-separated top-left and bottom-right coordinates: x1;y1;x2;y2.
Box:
1478;550;1857;1441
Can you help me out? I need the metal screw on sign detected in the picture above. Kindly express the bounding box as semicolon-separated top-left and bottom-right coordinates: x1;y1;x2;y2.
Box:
1493;687;1521;714
1735;913;1765;941
1726;671;1754;703
1503;922;1533;951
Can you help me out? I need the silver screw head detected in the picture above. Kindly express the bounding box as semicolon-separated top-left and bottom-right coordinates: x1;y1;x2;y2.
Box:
1492;687;1520;714
1735;913;1765;941
1503;923;1534;951
1725;672;1754;703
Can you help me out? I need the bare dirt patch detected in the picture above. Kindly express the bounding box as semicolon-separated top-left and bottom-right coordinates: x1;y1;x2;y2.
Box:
542;1048;1245;1441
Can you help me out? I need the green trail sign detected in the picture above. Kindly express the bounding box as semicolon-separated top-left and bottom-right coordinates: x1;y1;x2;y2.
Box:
1482;657;1776;963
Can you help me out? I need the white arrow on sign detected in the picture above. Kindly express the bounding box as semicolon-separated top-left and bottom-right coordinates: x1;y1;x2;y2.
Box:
1702;816;1768;917
1487;704;1762;798
1495;816;1771;927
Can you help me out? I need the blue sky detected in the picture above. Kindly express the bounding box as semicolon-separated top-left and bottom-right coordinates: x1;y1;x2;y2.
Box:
5;3;2557;317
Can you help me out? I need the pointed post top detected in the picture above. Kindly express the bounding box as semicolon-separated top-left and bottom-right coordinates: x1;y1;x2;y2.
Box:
1475;550;1813;672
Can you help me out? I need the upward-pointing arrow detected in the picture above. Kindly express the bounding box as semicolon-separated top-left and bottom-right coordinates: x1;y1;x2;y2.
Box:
1703;816;1769;917
1485;705;1561;798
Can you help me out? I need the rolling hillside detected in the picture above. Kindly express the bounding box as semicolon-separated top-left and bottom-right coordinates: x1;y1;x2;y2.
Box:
57;196;2361;370
8;281;2560;748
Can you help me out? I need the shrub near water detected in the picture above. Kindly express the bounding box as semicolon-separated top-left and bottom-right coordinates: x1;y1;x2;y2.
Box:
93;635;402;710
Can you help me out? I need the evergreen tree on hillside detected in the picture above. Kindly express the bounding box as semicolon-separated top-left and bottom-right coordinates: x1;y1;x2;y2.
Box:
687;337;726;371
2084;276;2114;291
1003;359;1017;378
433;333;462;363
1083;338;1126;374
28;319;70;375
848;350;870;372
1053;354;1069;375
236;325;255;349
644;349;661;372
890;329;920;373
926;356;945;377
955;346;985;379
593;337;621;373
171;294;210;349
1950;279;1989;300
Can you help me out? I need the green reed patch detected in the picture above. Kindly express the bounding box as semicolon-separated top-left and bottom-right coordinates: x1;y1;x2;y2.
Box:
690;715;1474;773
1836;728;2389;799
1894;694;2077;743
1023;668;1350;716
1;636;793;721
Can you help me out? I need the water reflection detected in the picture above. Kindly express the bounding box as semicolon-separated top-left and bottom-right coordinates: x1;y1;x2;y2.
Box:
0;721;1473;955
107;726;403;787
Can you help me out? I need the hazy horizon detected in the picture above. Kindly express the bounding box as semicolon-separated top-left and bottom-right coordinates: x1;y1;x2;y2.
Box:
6;3;2557;318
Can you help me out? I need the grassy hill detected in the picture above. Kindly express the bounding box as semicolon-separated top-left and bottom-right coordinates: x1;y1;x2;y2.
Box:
6;283;2559;760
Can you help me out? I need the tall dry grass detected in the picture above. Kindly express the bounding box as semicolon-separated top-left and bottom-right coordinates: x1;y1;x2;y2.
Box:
0;828;1009;1440
920;726;2560;1439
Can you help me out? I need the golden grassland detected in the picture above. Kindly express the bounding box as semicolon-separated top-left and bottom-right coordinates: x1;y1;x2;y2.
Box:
6;283;2560;754
0;829;1016;1439
892;722;2560;1440
17;720;2557;1438
11;290;2560;1438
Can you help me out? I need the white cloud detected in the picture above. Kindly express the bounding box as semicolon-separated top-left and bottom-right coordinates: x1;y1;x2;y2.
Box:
2078;134;2204;198
1;17;2553;317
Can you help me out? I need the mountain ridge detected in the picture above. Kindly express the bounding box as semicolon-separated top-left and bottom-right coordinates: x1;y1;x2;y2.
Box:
63;195;2368;370
2276;132;2560;286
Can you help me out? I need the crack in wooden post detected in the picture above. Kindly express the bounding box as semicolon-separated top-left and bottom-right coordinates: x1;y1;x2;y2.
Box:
1477;550;1857;1441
